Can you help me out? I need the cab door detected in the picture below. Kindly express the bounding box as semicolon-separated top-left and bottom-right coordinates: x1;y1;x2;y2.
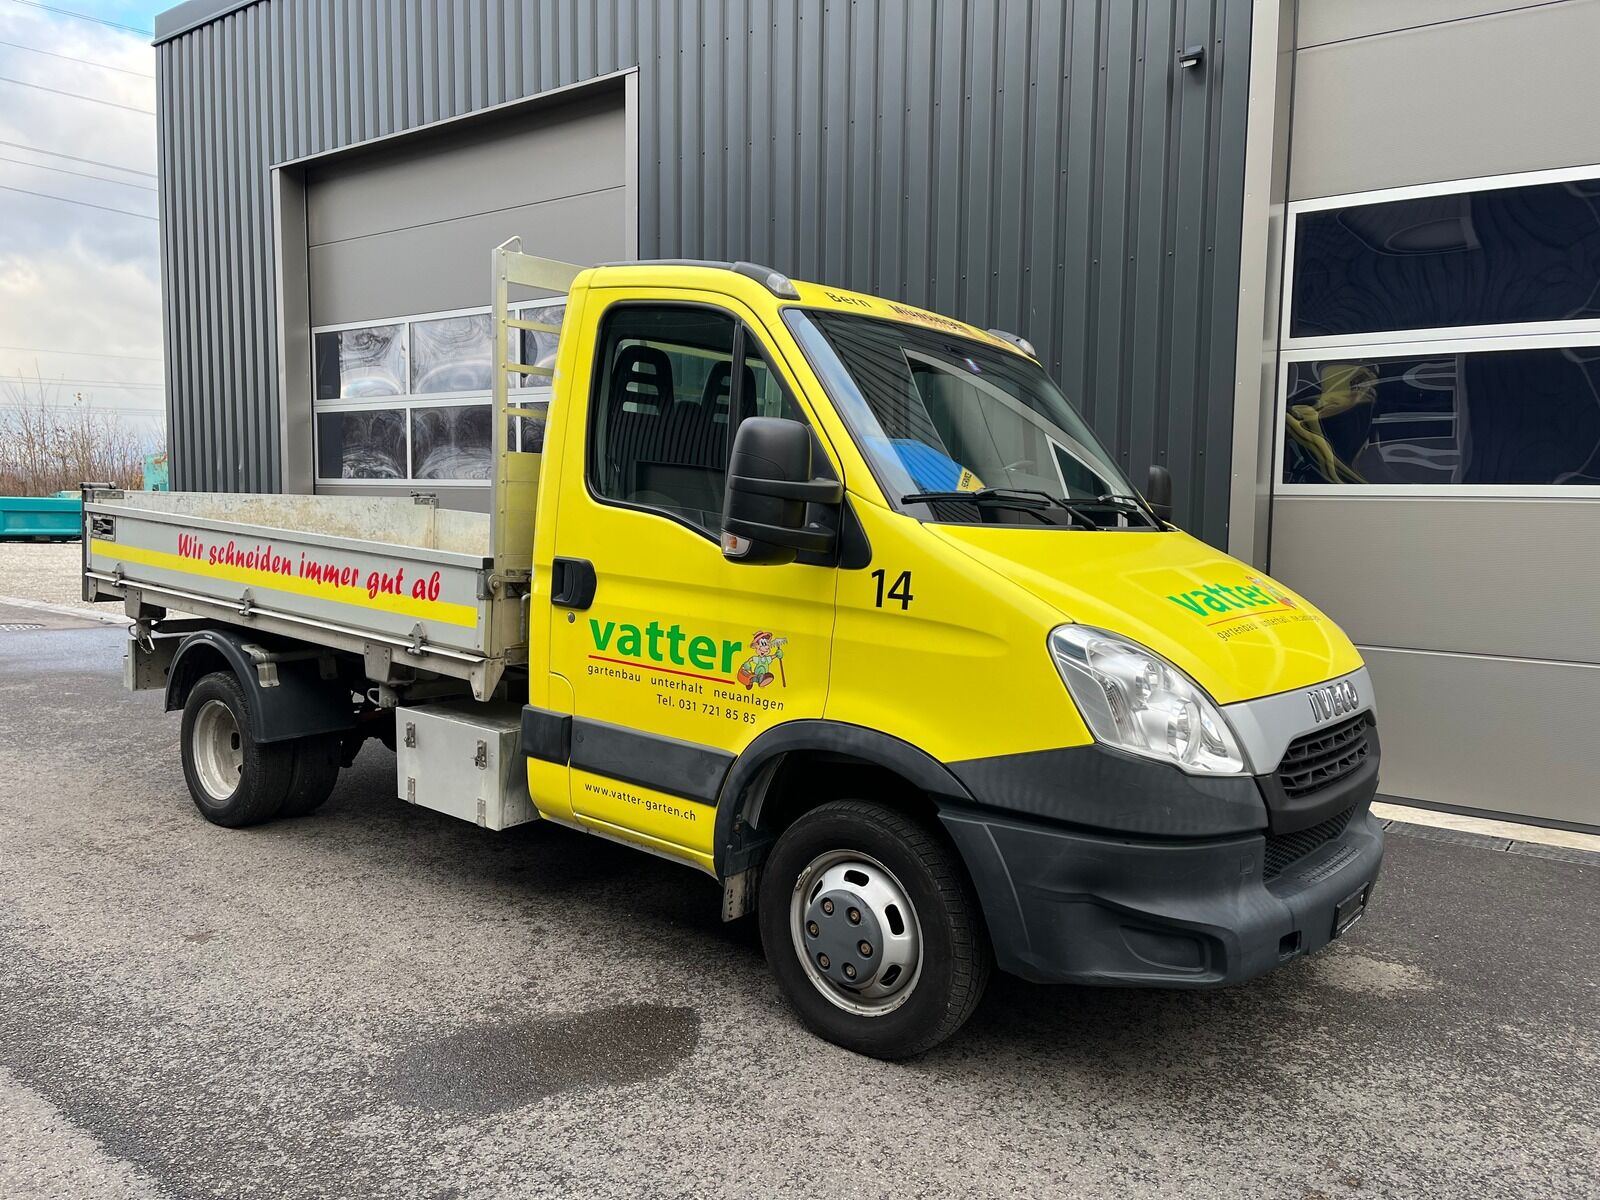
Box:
546;294;837;872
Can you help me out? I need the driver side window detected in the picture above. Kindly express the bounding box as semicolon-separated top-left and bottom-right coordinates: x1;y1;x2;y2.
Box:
589;306;809;537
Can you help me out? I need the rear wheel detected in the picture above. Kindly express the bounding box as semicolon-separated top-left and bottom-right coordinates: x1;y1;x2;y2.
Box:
280;734;341;818
758;800;991;1059
179;672;294;827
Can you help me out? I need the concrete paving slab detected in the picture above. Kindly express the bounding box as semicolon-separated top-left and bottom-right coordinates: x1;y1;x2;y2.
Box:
1373;800;1600;854
0;541;98;613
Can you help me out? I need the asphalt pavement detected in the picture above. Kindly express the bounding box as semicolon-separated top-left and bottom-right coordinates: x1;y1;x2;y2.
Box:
1;609;1596;1199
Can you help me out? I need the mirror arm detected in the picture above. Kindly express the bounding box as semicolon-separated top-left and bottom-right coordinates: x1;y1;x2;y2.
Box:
726;473;843;505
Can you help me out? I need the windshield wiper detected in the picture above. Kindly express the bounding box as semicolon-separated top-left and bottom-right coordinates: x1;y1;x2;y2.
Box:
901;487;1098;528
901;486;1050;506
1066;494;1159;526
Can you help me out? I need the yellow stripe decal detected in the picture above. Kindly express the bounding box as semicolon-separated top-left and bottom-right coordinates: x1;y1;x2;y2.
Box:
91;539;479;628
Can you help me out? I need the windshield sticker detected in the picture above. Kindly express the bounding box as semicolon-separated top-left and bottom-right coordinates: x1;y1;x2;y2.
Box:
885;302;974;337
1166;578;1322;641
822;289;872;309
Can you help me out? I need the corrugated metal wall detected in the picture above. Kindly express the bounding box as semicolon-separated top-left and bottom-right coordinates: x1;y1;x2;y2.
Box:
158;0;1251;543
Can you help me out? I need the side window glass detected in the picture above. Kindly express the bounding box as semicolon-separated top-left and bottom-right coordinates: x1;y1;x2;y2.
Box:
745;343;807;422
590;307;738;534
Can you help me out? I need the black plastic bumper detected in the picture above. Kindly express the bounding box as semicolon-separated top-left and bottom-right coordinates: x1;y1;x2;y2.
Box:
940;801;1384;987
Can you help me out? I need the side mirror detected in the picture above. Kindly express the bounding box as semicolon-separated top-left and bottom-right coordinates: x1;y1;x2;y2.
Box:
722;417;843;565
1146;465;1173;524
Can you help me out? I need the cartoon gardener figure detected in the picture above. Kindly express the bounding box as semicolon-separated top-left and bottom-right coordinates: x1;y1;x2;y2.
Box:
737;631;787;689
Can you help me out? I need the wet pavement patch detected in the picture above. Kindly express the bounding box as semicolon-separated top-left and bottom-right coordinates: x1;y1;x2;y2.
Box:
383;1004;700;1115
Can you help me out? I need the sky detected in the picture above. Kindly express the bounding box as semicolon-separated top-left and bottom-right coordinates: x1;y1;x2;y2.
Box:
0;0;165;443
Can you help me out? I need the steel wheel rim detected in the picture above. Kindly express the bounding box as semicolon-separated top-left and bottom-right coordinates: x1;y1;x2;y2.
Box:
192;698;243;802
789;849;923;1017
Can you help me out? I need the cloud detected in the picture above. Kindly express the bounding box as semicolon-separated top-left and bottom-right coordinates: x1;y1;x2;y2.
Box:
0;2;161;436
0;232;163;435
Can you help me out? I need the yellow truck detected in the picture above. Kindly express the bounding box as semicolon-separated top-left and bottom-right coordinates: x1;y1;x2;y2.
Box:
85;244;1381;1058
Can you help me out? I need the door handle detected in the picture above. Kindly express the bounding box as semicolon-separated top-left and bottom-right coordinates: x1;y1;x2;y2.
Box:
550;556;597;609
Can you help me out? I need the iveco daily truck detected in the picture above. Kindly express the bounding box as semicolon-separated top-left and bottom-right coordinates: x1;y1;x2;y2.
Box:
83;243;1382;1058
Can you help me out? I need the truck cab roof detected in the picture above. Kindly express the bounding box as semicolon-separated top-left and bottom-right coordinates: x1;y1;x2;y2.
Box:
583;258;1028;358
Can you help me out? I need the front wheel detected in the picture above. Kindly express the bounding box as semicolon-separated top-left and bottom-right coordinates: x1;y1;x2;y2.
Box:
179;672;295;827
757;800;991;1059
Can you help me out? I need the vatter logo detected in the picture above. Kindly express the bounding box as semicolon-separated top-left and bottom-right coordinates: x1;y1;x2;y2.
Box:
587;618;791;687
1165;579;1293;617
737;631;788;689
1248;575;1297;610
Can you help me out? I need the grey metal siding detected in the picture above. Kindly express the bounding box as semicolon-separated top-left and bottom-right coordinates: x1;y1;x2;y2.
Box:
1270;496;1600;666
1289;0;1600;201
1294;0;1559;48
1361;648;1599;829
1269;1;1600;828
157;0;1253;545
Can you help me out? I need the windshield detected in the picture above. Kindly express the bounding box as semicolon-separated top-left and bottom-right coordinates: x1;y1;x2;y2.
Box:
785;310;1150;528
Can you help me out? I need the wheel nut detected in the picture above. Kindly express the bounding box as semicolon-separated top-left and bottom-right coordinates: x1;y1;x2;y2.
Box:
821;899;834;915
843;963;857;980
847;907;861;924
817;953;830;969
858;940;872;957
806;921;819;937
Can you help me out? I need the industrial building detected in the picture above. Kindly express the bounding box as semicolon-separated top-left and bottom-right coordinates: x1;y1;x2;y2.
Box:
151;0;1600;832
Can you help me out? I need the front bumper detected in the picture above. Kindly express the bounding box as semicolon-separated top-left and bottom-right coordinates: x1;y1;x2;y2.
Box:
940;795;1384;987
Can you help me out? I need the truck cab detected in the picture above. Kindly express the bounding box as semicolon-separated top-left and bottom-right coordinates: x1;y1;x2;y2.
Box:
90;248;1381;1059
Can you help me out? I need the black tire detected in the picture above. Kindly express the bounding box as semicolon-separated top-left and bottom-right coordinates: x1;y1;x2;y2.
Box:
758;800;991;1060
179;671;295;827
279;734;341;818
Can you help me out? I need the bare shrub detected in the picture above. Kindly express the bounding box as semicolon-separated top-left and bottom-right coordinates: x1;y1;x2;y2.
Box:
0;374;160;495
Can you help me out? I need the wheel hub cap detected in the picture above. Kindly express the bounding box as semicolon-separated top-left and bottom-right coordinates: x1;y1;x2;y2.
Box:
791;853;922;1016
805;886;887;987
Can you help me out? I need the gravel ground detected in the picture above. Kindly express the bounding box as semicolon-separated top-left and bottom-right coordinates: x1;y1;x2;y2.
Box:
1;616;1597;1198
0;542;99;613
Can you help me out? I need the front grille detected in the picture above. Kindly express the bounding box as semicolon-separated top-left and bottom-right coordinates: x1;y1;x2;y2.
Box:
1276;713;1371;800
1263;806;1355;880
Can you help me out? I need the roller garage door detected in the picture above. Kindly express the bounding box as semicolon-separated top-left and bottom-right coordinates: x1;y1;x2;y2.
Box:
304;88;630;510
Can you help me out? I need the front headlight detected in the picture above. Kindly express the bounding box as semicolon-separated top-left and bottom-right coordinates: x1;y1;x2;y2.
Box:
1048;625;1246;776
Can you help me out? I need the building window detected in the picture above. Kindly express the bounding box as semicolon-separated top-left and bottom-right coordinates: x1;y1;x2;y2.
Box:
410;313;494;394
1282;348;1600;488
311;298;563;485
1280;166;1600;495
411;404;494;480
1290;179;1600;339
315;409;407;480
314;324;405;399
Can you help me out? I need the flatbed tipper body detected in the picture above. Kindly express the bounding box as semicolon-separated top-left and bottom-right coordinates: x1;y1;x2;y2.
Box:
84;243;1384;1060
83;491;523;698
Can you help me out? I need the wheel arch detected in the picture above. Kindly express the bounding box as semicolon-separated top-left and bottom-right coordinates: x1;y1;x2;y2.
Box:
166;628;356;744
713;720;976;880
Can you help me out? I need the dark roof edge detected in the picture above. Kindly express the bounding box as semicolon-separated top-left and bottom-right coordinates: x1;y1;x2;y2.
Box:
154;0;265;45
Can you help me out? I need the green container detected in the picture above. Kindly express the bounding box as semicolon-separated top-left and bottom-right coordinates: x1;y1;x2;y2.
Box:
143;452;170;492
0;495;82;540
